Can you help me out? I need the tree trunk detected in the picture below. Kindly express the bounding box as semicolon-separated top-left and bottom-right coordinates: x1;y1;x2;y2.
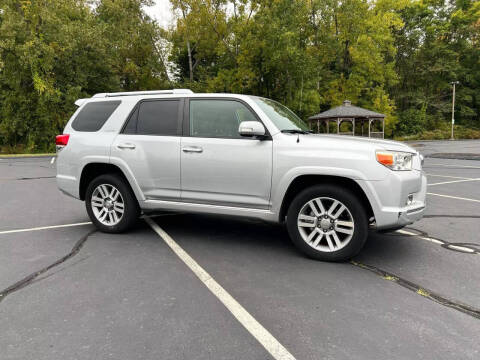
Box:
187;40;193;82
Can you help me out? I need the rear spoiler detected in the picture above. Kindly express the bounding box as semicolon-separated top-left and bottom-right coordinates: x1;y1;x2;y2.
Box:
74;98;89;106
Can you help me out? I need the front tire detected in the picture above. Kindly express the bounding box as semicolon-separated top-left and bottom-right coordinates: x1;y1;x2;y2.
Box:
85;174;139;233
286;184;368;261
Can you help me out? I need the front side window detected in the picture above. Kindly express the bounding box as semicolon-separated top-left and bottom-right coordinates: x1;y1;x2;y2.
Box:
135;100;179;136
189;100;258;138
72;101;121;132
250;97;309;131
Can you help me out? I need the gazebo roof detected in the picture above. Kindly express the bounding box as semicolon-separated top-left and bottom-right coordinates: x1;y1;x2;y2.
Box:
308;100;385;121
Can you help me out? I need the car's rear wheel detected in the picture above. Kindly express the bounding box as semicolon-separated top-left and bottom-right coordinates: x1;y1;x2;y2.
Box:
286;184;368;261
85;174;139;233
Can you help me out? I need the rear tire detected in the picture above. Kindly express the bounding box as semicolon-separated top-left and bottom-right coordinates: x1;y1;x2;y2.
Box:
85;174;139;233
286;184;368;261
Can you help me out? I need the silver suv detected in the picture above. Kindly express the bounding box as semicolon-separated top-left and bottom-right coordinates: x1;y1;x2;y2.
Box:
56;89;426;261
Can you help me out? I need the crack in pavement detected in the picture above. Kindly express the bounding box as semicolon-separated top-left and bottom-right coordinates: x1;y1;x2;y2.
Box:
422;214;480;219
426;153;480;161
0;230;96;304
383;225;480;254
403;227;480;254
0;176;56;181
0;162;53;169
350;260;480;320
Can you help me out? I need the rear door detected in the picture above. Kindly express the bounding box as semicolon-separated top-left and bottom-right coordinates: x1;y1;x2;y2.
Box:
111;98;183;200
180;98;273;209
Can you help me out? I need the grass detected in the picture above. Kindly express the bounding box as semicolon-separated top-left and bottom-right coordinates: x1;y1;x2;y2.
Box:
394;126;480;141
0;153;55;158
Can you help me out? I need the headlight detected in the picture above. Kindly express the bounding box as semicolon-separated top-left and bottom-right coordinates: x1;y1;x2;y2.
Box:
376;150;413;171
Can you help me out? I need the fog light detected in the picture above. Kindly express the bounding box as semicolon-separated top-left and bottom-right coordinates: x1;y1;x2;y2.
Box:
406;194;414;206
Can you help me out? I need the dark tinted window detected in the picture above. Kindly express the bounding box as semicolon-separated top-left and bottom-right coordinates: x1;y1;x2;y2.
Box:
72;101;120;132
136;100;179;136
189;100;258;138
123;107;138;134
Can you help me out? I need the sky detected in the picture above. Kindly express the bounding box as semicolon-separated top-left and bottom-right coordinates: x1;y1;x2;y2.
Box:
144;0;175;28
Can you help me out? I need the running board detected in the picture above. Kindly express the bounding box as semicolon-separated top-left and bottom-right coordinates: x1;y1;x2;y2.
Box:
141;199;277;222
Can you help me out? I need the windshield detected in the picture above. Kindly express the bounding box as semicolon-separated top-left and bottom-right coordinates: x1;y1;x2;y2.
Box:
250;97;309;132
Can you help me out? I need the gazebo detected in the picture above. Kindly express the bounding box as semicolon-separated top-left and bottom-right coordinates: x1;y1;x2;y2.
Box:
308;100;385;138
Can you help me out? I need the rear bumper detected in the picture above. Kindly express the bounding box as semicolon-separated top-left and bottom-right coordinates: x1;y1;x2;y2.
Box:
56;174;80;199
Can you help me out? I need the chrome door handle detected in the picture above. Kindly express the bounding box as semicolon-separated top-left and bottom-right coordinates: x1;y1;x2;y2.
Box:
117;143;136;150
182;146;203;153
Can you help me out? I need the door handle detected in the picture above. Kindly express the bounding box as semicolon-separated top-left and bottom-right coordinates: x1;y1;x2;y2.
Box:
117;143;136;150
182;146;203;153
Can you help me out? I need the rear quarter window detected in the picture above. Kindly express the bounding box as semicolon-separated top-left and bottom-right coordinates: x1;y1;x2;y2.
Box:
71;101;121;132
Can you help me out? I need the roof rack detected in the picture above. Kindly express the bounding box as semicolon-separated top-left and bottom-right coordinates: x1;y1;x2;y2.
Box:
92;89;194;98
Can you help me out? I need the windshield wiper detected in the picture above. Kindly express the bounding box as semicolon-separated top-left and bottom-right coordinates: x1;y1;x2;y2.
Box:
281;129;312;134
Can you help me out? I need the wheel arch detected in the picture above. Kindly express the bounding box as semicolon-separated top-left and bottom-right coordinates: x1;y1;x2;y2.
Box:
79;162;139;202
278;175;375;223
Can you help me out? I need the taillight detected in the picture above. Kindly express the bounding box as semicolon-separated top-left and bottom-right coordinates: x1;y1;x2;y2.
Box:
56;134;69;151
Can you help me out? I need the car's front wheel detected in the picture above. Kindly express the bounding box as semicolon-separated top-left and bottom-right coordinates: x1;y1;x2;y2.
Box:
85;174;139;233
286;185;368;261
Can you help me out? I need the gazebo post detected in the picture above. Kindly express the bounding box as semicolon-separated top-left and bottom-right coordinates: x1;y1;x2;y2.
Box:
326;120;329;134
382;118;385;139
361;120;364;136
337;118;340;134
353;118;355;136
317;119;319;133
368;119;371;138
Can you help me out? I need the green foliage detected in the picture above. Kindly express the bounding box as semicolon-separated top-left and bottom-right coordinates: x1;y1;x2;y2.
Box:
392;0;480;135
395;126;480;141
0;0;169;152
168;0;479;137
0;0;479;152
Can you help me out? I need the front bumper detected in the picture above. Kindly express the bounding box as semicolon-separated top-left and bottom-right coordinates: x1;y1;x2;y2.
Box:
359;170;427;230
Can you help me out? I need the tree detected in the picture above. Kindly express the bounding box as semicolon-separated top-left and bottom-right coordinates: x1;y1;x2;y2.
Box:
392;0;480;135
0;0;169;152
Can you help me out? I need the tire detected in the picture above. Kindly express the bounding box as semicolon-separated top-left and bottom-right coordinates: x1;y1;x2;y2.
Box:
85;174;140;233
286;184;368;261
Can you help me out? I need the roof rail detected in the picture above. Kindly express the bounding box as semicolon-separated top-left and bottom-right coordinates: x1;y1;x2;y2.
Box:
92;89;194;98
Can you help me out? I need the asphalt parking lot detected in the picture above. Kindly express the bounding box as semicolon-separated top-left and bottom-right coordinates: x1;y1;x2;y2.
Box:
1;140;479;360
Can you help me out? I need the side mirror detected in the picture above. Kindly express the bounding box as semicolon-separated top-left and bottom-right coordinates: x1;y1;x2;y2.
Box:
239;121;266;138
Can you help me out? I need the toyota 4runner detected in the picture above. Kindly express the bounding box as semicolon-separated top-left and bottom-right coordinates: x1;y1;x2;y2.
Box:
56;89;426;261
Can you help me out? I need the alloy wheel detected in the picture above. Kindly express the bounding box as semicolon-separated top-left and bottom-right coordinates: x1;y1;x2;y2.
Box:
297;197;355;252
91;184;125;226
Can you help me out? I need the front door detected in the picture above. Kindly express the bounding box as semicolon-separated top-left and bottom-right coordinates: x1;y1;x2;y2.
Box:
180;99;272;209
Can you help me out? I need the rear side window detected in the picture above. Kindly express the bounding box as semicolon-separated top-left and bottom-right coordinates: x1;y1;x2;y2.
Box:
72;101;121;132
189;100;258;138
124;100;179;136
123;107;138;134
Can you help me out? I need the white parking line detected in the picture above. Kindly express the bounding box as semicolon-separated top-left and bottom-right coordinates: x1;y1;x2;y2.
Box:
396;229;444;244
425;163;480;169
429;178;480;186
145;216;296;360
427;192;480;203
426;173;474;180
396;229;476;254
0;221;92;235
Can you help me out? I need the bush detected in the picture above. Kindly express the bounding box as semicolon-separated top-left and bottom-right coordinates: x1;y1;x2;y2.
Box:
394;125;480;141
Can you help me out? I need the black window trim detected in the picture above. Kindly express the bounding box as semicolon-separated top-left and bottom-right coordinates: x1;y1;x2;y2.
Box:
72;100;122;132
183;97;272;140
120;98;184;136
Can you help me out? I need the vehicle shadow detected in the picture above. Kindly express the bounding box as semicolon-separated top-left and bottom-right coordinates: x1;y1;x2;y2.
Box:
149;213;415;263
355;230;417;263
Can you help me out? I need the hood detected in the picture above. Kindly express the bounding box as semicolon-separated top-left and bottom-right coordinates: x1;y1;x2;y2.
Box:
279;133;417;154
295;134;416;153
